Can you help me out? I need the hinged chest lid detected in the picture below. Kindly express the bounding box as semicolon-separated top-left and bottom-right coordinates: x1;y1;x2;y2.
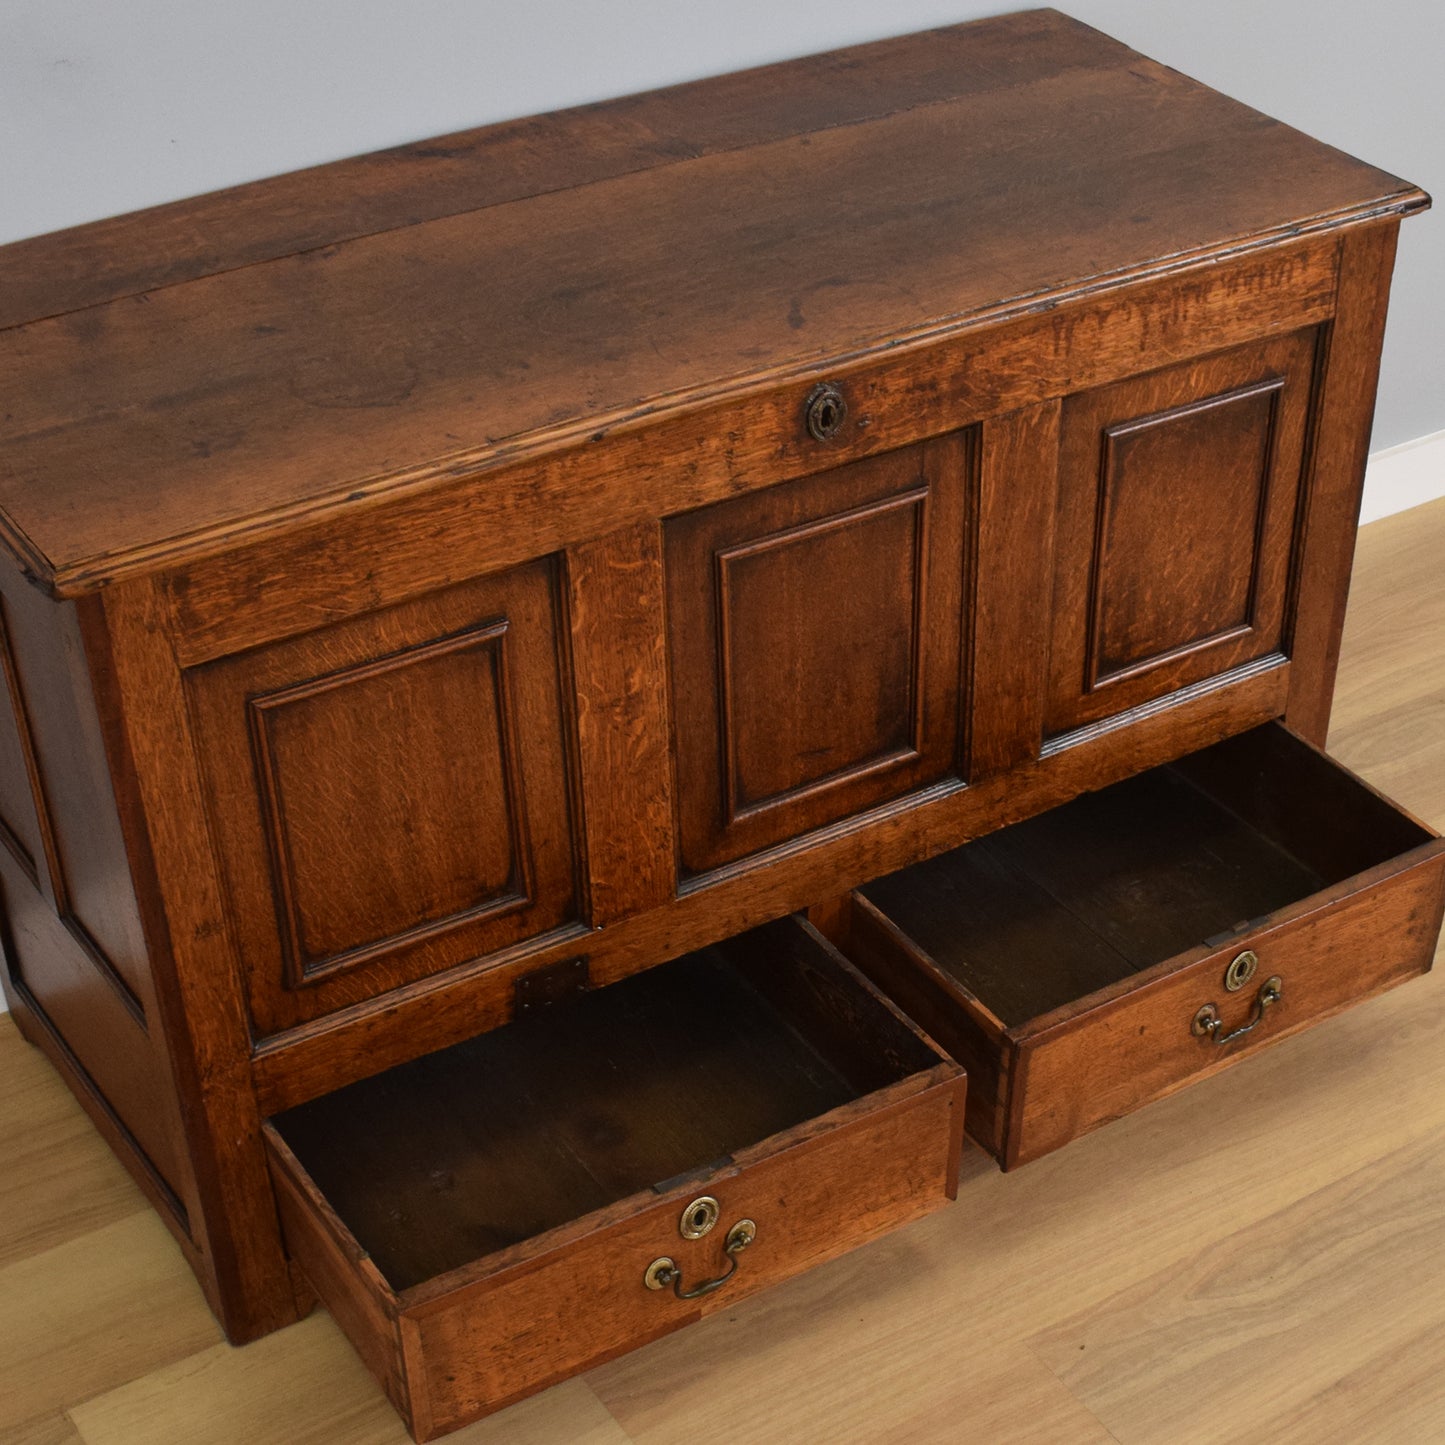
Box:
0;8;1426;595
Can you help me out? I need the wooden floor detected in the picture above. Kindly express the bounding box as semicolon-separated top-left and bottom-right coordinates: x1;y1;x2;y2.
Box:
4;497;1444;1445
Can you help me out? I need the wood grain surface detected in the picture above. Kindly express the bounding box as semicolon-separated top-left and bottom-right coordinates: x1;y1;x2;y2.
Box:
0;11;1422;593
2;494;1440;1443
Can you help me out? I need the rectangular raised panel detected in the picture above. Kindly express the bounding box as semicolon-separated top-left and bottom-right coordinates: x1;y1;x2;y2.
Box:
1090;378;1282;686
0;603;49;885
718;489;928;820
0;866;191;1210
1047;331;1319;738
666;433;972;876
0;562;192;1209
249;623;531;983
188;560;581;1036
0;578;152;1024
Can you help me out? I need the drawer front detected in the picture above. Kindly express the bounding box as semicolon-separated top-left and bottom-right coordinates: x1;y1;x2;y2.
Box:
187;559;582;1036
664;431;972;877
1046;330;1318;740
402;1082;959;1438
1010;848;1445;1166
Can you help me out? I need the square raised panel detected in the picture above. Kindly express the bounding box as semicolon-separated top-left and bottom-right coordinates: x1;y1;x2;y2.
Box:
665;433;972;876
188;560;580;1036
1046;331;1319;739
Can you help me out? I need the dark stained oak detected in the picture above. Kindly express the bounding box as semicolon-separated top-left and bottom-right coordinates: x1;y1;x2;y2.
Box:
1285;223;1406;745
0;11;1432;1435
970;400;1061;778
665;432;971;874
250;657;1297;1118
0;10;1130;331
185;561;582;1036
0;602;53;892
81;574;301;1343
1046;331;1319;737
1006;855;1445;1166
162;234;1342;666
0;571;158;1019
0;12;1424;595
0;558;195;1221
271;921;943;1290
564;523;677;923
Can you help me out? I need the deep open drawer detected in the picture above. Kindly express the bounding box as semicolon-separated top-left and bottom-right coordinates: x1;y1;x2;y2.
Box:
829;723;1445;1169
263;915;964;1440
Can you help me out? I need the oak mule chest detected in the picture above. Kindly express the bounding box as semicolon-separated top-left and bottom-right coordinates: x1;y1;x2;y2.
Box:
1;10;1438;1439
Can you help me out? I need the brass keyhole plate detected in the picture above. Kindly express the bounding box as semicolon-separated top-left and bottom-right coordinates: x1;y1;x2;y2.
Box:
805;382;847;441
1224;949;1259;992
679;1195;720;1240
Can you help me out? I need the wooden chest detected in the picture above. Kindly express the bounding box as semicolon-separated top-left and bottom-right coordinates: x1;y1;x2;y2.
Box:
0;9;1437;1438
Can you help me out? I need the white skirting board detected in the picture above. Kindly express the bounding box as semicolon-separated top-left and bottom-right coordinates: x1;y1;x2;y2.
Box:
2;432;1444;1019
1360;429;1445;524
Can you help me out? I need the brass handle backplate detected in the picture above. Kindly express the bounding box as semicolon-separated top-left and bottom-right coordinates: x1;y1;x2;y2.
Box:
645;1219;756;1299
1192;975;1283;1046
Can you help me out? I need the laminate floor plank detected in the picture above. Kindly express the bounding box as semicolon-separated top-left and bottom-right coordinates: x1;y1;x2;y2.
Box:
1251;1315;1445;1445
3;498;1444;1441
1330;494;1445;817
1027;1122;1445;1445
0;1414;85;1445
0;1213;221;1432
0;1027;146;1269
66;1313;631;1445
593;1307;1118;1445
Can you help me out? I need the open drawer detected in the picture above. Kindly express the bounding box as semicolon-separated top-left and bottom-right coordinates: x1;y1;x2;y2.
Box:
263;916;964;1441
830;723;1445;1170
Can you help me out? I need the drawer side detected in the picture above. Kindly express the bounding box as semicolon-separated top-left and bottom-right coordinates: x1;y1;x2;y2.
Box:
833;893;1012;1161
265;1126;409;1420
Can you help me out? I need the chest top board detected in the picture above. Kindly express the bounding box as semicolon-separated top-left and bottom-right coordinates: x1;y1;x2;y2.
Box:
0;8;1423;594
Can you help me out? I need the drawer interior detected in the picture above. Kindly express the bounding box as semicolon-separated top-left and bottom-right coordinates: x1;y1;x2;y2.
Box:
270;917;943;1291
860;723;1435;1027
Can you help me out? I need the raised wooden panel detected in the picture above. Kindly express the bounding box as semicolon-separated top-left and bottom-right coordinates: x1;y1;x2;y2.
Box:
719;489;927;817
665;433;972;876
1046;330;1319;738
0;571;154;1024
187;559;581;1036
0;860;192;1214
1091;378;1280;683
0;562;192;1212
249;622;531;983
0;602;50;887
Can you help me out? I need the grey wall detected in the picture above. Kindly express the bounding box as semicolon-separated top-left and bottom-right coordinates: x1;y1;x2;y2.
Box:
2;0;1440;447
